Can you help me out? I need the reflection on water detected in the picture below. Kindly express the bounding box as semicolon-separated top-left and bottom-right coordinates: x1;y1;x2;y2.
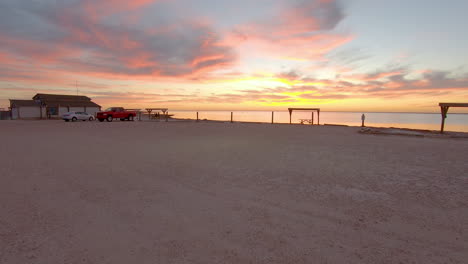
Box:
170;111;468;132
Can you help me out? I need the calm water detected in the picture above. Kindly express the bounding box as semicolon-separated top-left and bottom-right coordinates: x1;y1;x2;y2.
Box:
169;111;468;132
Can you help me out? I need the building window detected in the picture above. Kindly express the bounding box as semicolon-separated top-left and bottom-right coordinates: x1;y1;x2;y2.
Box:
48;107;58;115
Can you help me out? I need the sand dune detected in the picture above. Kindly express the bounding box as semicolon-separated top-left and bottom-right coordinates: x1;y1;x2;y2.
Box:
1;120;467;263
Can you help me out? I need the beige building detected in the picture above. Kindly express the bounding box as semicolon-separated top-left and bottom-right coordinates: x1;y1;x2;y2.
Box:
9;93;101;120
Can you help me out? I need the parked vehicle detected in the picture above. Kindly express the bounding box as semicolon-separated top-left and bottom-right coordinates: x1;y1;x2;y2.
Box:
62;112;95;122
96;107;137;122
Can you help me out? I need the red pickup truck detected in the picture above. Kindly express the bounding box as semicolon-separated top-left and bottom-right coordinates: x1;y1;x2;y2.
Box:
96;107;137;122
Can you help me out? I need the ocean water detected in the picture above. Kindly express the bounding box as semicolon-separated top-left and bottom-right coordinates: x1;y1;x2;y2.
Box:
168;111;468;132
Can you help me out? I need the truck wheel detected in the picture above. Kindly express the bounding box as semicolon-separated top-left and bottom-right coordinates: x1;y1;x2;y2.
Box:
106;116;113;122
128;115;134;121
72;117;77;122
98;119;104;122
89;117;94;121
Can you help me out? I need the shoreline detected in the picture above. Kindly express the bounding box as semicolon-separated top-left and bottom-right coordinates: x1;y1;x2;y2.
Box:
3;117;468;136
168;109;468;115
167;117;468;137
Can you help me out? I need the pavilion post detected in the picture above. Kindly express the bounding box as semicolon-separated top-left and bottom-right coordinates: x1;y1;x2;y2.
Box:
289;109;292;124
271;111;274;124
440;106;449;133
311;112;314;125
318;110;320;125
196;112;199;122
147;109;152;121
231;112;233;123
166;111;168;122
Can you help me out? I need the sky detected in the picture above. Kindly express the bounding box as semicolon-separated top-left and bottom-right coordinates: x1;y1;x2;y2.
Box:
1;0;468;112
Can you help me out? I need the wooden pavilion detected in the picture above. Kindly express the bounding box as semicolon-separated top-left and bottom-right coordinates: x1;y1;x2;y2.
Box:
439;103;468;133
288;108;320;125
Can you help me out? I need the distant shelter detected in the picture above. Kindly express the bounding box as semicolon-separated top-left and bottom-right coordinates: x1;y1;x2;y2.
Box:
9;93;101;119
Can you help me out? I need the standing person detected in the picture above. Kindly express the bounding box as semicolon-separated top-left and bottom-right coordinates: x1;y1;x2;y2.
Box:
361;113;366;127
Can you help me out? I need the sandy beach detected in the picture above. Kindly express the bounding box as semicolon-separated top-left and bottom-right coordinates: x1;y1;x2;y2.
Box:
1;120;467;263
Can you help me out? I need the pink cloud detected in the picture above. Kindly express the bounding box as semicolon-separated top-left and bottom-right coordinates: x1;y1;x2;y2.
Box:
0;51;16;64
0;1;237;83
79;0;158;22
0;0;351;87
226;0;352;61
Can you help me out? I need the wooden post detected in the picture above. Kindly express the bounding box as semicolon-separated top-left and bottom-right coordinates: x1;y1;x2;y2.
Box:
289;110;292;124
147;109;152;120
317;110;320;125
440;106;449;133
231;112;233;123
271;111;274;124
166;111;168;122
197;112;199;122
311;112;314;125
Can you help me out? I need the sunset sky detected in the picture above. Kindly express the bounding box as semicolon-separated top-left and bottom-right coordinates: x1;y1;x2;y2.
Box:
1;0;468;112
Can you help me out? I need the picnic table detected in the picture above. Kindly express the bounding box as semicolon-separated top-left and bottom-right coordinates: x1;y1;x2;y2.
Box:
145;108;169;121
299;119;313;124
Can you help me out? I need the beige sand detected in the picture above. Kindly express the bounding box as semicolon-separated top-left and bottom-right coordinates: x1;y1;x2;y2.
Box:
1;120;467;263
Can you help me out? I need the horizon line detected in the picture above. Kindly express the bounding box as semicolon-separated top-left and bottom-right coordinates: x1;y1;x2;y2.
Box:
163;110;468;114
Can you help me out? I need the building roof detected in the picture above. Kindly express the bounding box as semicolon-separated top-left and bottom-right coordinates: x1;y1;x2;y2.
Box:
9;99;41;107
288;108;320;112
42;100;101;107
32;93;101;108
9;94;101;108
33;93;91;101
